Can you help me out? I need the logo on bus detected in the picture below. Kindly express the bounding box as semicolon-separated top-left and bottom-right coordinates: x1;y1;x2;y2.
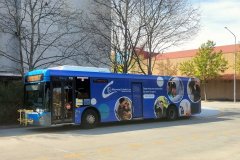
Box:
102;81;117;98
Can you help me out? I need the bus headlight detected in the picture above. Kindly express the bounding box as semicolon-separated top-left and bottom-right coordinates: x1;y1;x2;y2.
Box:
36;108;45;113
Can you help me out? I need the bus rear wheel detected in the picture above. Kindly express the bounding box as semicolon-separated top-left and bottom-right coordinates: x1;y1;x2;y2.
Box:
167;106;178;120
82;109;99;129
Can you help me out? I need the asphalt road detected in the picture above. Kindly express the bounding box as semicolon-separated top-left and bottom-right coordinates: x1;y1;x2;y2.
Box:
0;101;240;160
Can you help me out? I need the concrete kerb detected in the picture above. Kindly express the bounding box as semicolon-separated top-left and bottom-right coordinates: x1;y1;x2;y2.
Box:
198;101;240;118
201;101;240;109
0;124;20;130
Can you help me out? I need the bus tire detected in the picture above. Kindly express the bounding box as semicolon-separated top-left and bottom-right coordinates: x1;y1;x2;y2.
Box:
82;109;99;129
167;106;178;121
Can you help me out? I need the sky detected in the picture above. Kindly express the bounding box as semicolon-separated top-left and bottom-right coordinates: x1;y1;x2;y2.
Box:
169;0;240;52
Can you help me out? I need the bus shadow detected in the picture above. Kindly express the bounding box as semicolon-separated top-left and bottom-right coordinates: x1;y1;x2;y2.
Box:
27;115;232;135
0;112;237;137
80;116;231;135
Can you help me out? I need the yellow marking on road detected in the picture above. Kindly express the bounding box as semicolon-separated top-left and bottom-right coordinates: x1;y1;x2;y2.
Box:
191;134;202;140
154;140;165;144
174;136;185;142
128;143;142;149
34;157;50;160
64;153;83;159
223;131;235;136
207;133;218;139
97;147;113;153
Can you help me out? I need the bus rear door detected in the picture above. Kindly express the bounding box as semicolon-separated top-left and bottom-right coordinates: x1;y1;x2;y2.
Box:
132;83;143;118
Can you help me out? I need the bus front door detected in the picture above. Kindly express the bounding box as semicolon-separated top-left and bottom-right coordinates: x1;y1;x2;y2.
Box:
132;83;143;118
52;78;74;124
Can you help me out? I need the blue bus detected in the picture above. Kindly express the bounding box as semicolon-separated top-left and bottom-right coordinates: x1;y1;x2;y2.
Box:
21;66;201;128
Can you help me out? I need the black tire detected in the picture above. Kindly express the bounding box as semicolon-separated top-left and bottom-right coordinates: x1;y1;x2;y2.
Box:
167;106;178;120
81;109;99;129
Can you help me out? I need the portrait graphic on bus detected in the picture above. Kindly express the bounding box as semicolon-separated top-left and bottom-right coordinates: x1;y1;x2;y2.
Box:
179;99;191;116
187;78;201;103
115;97;132;121
167;77;184;103
154;96;169;118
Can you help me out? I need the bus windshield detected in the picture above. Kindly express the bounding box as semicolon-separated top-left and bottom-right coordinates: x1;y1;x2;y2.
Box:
25;83;44;109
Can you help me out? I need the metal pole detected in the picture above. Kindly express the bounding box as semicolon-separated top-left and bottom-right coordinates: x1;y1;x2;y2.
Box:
225;27;237;103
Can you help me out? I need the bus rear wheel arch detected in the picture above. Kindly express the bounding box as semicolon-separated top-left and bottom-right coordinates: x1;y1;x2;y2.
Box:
81;108;100;129
167;105;178;120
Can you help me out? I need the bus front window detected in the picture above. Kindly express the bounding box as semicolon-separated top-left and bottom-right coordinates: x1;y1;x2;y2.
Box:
25;83;44;111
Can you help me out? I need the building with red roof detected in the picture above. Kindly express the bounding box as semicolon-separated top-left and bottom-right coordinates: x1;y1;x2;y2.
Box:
133;44;240;101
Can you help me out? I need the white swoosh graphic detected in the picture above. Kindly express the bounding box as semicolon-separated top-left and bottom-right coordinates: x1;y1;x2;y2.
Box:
102;81;117;98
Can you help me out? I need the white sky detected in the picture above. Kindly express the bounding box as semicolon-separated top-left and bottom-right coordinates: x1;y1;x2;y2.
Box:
168;0;240;52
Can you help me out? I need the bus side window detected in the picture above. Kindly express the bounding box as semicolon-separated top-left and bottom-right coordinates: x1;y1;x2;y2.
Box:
76;77;90;99
77;92;89;99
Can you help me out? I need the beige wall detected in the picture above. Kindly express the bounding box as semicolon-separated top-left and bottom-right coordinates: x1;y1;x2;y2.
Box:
152;52;237;76
153;57;192;76
222;52;238;75
137;50;240;101
203;79;240;100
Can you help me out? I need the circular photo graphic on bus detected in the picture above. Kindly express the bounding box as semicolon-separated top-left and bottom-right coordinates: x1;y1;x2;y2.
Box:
115;97;132;121
179;99;191;116
167;77;184;103
154;96;169;118
157;77;164;87
187;78;201;103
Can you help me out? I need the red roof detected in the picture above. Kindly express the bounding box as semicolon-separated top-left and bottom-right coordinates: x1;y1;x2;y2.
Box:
157;44;238;60
156;49;198;60
217;74;240;80
138;44;238;60
135;48;159;59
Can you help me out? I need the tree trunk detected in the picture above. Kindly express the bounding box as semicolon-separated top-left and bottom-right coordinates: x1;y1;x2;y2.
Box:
18;35;24;80
148;50;152;75
147;35;153;75
203;81;207;101
123;0;129;74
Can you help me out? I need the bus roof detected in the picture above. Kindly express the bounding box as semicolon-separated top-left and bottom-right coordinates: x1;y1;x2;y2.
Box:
48;65;111;73
25;66;189;82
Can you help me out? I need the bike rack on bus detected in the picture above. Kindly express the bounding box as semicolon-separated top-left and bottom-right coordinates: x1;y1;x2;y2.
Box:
17;109;34;126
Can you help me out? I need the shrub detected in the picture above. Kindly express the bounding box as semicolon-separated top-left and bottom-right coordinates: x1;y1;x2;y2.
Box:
0;81;23;125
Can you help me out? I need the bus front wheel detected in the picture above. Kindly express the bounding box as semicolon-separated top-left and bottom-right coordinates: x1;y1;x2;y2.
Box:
82;109;99;129
167;106;178;120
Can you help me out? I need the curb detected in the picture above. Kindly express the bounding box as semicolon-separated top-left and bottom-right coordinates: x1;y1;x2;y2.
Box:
0;124;20;129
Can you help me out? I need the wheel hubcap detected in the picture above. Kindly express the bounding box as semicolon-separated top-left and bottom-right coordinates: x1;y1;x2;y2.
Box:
170;110;175;118
86;114;95;124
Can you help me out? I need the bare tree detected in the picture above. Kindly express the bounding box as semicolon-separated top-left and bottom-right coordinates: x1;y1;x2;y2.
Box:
87;0;200;74
136;0;200;75
0;0;24;75
157;59;178;76
0;0;86;76
84;0;145;73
